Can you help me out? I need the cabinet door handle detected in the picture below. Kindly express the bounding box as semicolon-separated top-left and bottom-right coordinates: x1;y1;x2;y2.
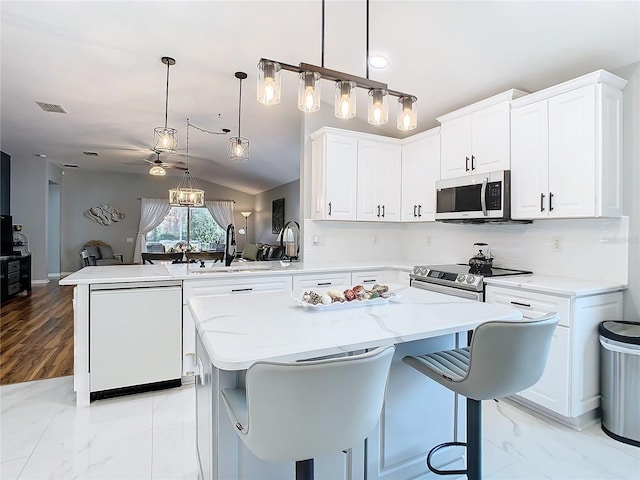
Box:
471;155;476;170
328;202;332;216
377;205;381;217
381;205;385;218
362;279;377;284
549;192;554;212
317;282;332;286
413;205;417;217
465;156;470;172
231;287;253;293
510;301;531;308
418;205;422;217
540;193;546;212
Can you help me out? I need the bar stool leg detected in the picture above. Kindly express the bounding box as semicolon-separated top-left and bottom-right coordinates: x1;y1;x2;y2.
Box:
295;459;314;480
466;398;482;480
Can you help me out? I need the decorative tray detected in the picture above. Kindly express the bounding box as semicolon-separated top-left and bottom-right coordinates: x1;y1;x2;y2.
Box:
294;296;390;311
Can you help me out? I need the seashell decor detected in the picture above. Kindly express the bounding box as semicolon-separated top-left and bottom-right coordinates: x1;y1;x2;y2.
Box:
83;204;125;226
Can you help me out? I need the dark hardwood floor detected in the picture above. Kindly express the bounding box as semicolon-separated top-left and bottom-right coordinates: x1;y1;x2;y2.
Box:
0;280;74;385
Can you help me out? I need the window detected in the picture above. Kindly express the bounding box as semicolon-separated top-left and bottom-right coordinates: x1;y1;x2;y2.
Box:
146;207;226;252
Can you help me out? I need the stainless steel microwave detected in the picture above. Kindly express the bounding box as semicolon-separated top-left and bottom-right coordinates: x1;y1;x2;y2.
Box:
435;170;511;222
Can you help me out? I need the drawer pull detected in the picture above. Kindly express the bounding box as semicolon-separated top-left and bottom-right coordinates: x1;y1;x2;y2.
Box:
317;282;332;286
511;301;531;308
231;287;253;292
362;279;376;283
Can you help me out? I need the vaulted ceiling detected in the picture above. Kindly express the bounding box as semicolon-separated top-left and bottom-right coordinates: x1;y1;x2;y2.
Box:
1;1;638;194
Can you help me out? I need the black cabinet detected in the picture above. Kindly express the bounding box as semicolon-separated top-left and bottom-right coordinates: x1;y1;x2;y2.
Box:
1;254;31;303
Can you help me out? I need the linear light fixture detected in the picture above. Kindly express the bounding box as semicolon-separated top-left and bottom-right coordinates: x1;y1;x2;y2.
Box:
256;0;418;131
169;119;204;206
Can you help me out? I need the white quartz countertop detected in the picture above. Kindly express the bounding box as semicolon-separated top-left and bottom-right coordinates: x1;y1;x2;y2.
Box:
483;274;626;297
189;284;523;371
59;262;412;285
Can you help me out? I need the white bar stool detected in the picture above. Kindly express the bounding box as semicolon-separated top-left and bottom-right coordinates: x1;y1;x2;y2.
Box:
221;345;395;480
403;312;559;480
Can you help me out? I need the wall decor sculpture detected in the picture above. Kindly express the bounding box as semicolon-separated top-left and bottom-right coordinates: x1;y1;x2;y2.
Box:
84;204;125;226
272;197;285;234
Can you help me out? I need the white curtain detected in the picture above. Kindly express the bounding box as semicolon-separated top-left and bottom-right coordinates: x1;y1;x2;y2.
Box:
134;198;171;264
205;200;235;231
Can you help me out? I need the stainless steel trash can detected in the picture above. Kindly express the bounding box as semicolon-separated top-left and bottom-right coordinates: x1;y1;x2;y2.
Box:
599;321;640;447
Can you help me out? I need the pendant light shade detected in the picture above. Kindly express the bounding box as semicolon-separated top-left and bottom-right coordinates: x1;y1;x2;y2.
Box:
298;71;321;112
230;72;250;163
169;119;204;207
257;60;282;105
335;80;357;119
154;56;178;153
368;88;388;125
397;95;418;131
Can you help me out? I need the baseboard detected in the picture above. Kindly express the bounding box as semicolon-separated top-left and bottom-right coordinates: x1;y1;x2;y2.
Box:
31;279;50;285
504;396;600;431
48;273;61;279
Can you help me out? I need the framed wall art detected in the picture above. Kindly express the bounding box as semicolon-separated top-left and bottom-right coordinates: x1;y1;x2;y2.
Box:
272;197;285;234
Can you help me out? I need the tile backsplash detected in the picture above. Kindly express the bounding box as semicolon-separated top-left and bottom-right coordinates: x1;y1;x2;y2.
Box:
303;217;629;285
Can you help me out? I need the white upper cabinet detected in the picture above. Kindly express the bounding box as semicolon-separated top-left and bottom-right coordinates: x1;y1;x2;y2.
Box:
438;90;528;180
311;130;358;220
356;139;402;222
401;128;440;222
511;70;626;219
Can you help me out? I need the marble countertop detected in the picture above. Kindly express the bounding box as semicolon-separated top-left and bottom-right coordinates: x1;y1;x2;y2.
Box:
189;284;523;371
59;262;413;285
483;274;627;297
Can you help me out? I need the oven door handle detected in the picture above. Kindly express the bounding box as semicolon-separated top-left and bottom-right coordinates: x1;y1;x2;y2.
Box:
411;279;482;301
480;177;488;217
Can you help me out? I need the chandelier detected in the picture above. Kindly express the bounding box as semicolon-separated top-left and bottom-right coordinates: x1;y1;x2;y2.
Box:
168;119;204;207
257;0;417;131
154;56;178;153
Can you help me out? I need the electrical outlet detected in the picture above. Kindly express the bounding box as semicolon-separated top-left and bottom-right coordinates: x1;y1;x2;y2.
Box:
126;237;134;243
373;235;378;245
551;236;562;252
426;235;432;247
312;235;320;246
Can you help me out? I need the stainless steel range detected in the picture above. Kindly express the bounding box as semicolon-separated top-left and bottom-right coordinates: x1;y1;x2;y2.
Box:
410;264;532;301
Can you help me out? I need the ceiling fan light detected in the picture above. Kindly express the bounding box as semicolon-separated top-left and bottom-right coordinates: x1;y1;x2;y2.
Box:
298;71;321;113
334;80;357;119
257;59;281;105
149;164;166;176
397;95;418;131
368;88;388;125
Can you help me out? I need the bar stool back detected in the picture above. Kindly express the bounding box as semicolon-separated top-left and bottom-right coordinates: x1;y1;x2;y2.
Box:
403;312;559;480
221;345;395;480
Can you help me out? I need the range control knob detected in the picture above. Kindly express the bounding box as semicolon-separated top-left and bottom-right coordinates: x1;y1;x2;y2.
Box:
420;267;428;276
457;274;466;282
466;275;476;284
413;266;420;274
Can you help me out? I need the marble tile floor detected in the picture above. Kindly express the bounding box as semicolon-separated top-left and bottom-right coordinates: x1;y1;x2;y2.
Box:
1;376;638;480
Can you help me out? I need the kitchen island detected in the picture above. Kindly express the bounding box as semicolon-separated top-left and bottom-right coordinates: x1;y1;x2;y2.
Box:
189;285;522;480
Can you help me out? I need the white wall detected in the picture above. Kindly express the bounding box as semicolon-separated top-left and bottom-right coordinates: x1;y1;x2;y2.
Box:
253;180;300;245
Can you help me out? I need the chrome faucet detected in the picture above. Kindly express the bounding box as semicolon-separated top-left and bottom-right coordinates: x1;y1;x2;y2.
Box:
225;223;236;266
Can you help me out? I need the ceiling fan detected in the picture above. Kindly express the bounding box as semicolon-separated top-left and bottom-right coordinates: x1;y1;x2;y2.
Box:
123;151;187;175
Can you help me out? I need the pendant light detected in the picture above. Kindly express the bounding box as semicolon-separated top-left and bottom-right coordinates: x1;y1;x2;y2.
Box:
257;60;281;106
298;71;321;112
230;72;250;162
154;56;178;153
368;88;388;125
335;80;357;119
397;95;418;131
169;119;204;206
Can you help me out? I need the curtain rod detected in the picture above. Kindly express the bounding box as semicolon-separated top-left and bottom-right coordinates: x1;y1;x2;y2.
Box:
137;197;236;202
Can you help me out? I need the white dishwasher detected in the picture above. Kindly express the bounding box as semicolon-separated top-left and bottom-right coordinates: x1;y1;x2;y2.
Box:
89;281;182;399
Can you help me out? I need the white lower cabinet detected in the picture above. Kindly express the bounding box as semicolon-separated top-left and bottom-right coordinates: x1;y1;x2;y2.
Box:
485;285;623;427
292;272;351;291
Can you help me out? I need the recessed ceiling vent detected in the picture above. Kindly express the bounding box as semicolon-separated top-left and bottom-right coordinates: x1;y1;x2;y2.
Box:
36;101;67;113
63;164;79;168
82;151;99;156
